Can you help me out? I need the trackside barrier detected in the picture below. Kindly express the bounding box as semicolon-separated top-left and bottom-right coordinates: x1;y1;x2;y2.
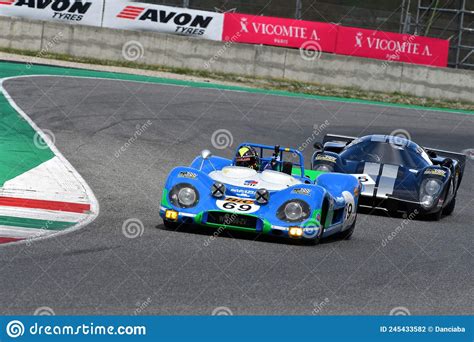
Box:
222;12;338;54
0;0;104;27
102;0;224;41
335;26;449;68
0;0;450;67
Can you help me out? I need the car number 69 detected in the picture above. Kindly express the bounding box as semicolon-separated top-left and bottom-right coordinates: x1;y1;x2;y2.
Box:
217;198;260;214
223;202;252;212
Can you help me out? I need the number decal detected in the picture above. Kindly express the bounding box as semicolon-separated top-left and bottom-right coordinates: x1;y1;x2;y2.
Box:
352;174;376;196
346;203;353;220
342;191;356;229
216;197;260;214
223;202;235;210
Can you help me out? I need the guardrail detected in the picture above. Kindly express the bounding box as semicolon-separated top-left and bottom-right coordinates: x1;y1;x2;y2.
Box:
0;0;450;68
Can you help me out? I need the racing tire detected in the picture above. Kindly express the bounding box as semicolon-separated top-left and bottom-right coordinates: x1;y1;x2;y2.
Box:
442;197;456;216
299;227;324;246
427;209;443;221
301;236;322;246
163;220;180;230
338;220;356;240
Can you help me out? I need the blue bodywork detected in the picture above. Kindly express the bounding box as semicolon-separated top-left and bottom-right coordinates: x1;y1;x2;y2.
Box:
160;143;360;242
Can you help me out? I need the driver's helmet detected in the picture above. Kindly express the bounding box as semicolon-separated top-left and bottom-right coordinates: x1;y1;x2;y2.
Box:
235;146;260;170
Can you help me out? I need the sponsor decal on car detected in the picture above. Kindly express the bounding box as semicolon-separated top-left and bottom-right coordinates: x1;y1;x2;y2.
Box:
178;171;197;179
292;188;311;195
216;197;260;214
228;188;256;197
244;180;258;187
316;154;337;163
424;169;446;177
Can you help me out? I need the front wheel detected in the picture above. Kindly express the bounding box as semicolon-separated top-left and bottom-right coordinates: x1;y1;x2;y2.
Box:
163;220;180;230
443;197;456;216
338;220;356;240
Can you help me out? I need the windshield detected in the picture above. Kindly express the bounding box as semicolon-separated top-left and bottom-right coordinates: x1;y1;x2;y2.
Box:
340;140;432;169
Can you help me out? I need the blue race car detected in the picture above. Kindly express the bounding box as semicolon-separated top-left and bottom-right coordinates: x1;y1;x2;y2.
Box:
312;134;466;220
160;143;361;244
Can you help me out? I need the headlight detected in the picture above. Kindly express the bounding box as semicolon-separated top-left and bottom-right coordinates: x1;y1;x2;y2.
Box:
178;188;196;206
170;183;199;208
421;195;434;208
314;164;333;172
285;202;303;220
277;200;310;222
420;178;442;209
424;179;441;196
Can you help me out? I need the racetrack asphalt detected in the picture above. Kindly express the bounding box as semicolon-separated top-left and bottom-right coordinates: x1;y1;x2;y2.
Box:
1;75;473;315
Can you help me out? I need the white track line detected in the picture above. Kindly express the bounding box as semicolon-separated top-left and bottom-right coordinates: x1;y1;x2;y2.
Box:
0;207;86;223
0;226;56;239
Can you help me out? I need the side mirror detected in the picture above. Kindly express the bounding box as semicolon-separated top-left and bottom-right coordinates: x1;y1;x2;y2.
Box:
442;158;453;168
427;150;437;159
201;149;212;160
313;142;323;150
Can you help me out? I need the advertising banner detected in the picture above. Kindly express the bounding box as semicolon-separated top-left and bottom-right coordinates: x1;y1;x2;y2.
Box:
102;0;224;41
335;26;449;67
0;0;104;27
223;13;338;53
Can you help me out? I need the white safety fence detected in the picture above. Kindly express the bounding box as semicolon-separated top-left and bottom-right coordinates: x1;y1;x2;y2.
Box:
0;0;224;40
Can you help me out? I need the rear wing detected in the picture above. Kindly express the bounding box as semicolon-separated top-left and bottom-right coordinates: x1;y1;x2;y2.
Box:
424;147;467;174
322;134;357;145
